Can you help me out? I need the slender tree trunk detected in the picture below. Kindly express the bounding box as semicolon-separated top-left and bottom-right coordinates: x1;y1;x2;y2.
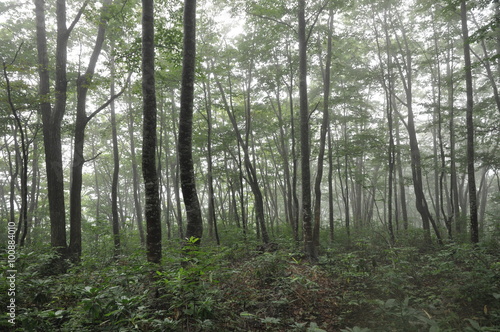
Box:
110;52;121;256
202;77;220;244
128;96;145;245
284;40;300;242
393;17;441;244
384;9;395;245
3;61;30;247
446;36;461;235
170;91;185;239
213;68;268;243
461;0;479;244
431;18;453;239
395;114;408;229
179;0;203;243
313;8;334;248
69;0;112;261
142;0;162;263
237;144;248;238
6;134;19;247
299;0;316;260
28;135;40;244
327;127;334;243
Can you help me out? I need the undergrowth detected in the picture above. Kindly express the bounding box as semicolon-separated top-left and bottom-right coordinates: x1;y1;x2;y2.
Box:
1;231;499;331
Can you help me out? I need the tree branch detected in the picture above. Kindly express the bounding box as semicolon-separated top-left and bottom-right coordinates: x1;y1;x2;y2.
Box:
68;0;90;36
86;72;132;123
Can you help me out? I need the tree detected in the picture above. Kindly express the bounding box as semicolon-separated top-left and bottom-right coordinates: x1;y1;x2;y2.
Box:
68;0;122;262
391;9;442;244
142;0;162;263
34;0;85;256
179;0;203;243
313;8;334;248
2;50;37;246
299;0;315;260
460;0;479;243
110;51;121;256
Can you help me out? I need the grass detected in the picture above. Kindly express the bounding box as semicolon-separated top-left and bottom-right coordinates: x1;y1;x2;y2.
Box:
1;230;500;331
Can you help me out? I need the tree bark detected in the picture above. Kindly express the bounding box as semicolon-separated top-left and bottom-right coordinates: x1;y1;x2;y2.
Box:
179;0;203;243
34;0;68;256
299;0;316;261
202;76;220;244
69;0;113;261
142;0;162;262
313;8;334;248
127;96;145;245
110;52;121;256
460;0;479;244
392;15;441;244
213;64;269;243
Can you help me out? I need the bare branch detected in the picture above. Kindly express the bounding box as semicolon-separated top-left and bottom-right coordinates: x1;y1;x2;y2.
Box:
86;72;132;123
68;0;90;36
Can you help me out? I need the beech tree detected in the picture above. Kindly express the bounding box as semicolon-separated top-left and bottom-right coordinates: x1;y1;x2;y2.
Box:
3;0;499;265
34;0;86;256
179;0;203;243
298;0;315;260
460;0;479;243
142;0;162;263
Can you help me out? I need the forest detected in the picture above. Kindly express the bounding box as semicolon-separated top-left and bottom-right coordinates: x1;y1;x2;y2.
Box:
1;0;500;330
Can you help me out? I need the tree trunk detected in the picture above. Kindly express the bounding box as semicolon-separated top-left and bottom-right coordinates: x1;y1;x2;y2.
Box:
34;0;68;256
179;0;203;243
110;52;121;256
384;9;396;245
142;0;162;263
313;8;334;248
213;67;269;243
299;0;316;261
128;96;145;245
202;77;220;244
395;113;408;230
3;61;30;247
327;127;334;243
284;40;300;242
69;0;112;262
393;16;441;244
460;0;479;244
446;36;461;235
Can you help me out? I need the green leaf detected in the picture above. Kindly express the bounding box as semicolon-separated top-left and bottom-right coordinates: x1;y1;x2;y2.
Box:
466;319;481;331
240;311;256;318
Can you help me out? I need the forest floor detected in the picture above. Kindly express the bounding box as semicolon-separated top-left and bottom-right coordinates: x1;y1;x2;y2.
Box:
1;232;500;331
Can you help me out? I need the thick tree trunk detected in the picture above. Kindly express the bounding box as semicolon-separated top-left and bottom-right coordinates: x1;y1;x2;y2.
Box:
34;0;67;256
179;0;203;243
142;0;162;262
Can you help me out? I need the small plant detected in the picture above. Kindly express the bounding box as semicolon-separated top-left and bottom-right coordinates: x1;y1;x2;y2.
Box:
156;238;221;327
